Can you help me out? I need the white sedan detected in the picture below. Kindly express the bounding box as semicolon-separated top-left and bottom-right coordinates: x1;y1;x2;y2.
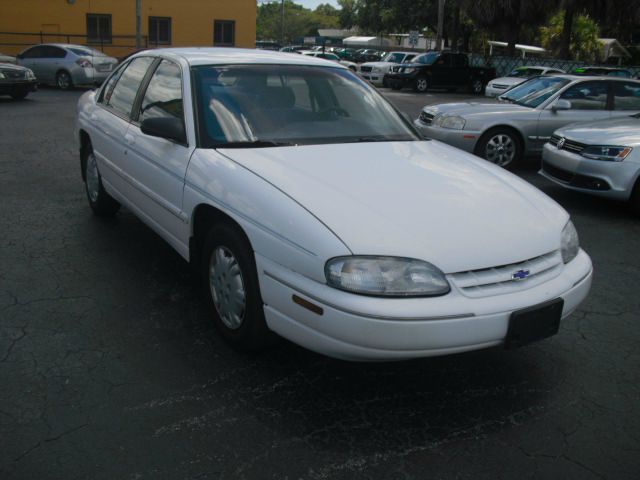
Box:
485;66;564;97
76;48;592;361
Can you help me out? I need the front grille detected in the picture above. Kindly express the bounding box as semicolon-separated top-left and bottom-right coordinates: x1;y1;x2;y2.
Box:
360;66;372;73
548;135;586;154
419;111;434;125
492;83;509;89
1;70;24;79
542;160;574;182
449;251;563;298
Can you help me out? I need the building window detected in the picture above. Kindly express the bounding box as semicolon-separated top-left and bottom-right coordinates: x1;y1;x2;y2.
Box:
149;17;171;45
87;14;112;44
214;20;235;46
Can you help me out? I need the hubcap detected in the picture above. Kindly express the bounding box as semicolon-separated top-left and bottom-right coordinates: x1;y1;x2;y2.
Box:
417;79;427;91
209;246;246;330
86;152;100;202
485;134;515;166
57;73;70;89
473;80;482;93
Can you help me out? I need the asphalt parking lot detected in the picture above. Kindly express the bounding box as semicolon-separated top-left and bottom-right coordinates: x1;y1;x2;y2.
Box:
1;86;639;480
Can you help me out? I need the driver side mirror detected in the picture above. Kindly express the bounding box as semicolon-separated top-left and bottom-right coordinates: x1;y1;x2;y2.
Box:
140;117;186;144
551;99;571;112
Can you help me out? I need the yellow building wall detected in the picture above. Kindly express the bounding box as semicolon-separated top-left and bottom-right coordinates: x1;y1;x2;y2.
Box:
0;0;256;56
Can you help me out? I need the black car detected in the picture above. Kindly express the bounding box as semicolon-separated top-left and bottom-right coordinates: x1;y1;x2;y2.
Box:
0;63;38;99
571;66;632;78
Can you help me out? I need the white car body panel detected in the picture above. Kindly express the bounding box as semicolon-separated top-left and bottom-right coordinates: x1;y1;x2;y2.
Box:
75;48;593;361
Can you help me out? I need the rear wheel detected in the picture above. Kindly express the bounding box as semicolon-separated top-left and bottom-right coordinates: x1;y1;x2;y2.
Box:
82;141;120;216
470;77;484;95
414;76;429;93
56;70;72;90
201;223;274;351
475;127;523;169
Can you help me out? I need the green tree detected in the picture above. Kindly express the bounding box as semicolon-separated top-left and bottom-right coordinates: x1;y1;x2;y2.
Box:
337;0;358;29
541;11;601;62
256;1;339;44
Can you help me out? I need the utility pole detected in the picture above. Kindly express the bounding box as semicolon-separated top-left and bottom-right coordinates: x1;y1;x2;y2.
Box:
280;0;285;46
435;0;445;51
135;0;142;49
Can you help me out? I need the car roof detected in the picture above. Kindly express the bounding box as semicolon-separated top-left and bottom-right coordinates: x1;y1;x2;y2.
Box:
129;47;348;68
527;74;639;83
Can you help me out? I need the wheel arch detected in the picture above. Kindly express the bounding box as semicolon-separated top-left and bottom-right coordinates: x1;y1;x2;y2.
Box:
189;203;252;268
79;129;91;181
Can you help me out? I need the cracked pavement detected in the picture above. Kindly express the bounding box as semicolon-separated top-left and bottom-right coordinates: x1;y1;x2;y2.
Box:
1;88;639;479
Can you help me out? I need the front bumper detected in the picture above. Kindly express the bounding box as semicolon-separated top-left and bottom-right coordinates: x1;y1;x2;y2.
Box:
256;251;593;361
413;120;481;153
384;73;414;89
360;73;384;86
0;79;38;95
540;142;640;201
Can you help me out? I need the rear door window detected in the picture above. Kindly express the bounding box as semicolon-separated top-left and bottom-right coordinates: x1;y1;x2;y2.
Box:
560;81;609;110
612;82;640;110
105;56;154;118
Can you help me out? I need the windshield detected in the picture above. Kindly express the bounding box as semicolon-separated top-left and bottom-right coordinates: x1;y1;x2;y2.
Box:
193;65;419;148
501;76;570;108
68;47;106;57
411;53;439;65
508;67;543;78
383;52;405;63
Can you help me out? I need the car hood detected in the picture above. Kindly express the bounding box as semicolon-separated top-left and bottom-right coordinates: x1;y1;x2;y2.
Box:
218;141;567;273
556;116;640;147
422;101;534;118
361;61;396;69
0;63;28;72
489;76;524;86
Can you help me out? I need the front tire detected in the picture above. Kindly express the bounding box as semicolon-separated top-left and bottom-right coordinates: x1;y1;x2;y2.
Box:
475;127;523;169
630;179;640;216
10;88;29;100
201;223;273;351
414;76;429;93
82;141;120;216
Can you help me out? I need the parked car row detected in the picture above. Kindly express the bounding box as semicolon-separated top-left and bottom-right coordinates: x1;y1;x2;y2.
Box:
412;74;640;212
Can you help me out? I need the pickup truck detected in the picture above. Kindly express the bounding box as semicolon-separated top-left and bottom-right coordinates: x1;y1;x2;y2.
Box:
384;52;496;94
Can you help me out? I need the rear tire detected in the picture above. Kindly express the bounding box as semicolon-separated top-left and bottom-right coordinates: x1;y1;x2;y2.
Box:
414;76;429;93
56;70;73;90
82;141;120;216
201;222;274;351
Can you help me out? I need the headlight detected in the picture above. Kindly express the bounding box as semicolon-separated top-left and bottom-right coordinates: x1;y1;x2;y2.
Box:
439;115;466;130
561;221;579;264
403;67;415;74
0;71;5;79
325;256;450;297
25;69;35;79
581;145;632;162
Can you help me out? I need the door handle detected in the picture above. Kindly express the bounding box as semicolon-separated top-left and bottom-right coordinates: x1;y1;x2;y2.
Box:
124;133;135;145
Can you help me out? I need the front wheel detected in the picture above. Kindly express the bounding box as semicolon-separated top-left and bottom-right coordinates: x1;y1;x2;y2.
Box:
201;223;274;351
10;88;29;100
630;180;640;216
475;128;523;169
414;76;429;93
83;142;120;216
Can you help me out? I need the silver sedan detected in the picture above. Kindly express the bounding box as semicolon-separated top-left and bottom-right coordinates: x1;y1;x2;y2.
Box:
540;114;640;214
16;43;118;89
414;75;640;168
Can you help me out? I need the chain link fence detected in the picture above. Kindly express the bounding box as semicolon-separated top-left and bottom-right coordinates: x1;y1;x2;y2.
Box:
469;53;640;78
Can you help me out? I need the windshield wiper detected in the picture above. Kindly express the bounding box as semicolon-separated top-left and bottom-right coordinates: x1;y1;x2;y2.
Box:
213;140;295;148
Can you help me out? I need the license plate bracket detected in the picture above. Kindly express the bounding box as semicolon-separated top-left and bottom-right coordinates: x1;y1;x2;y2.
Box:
505;298;564;349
